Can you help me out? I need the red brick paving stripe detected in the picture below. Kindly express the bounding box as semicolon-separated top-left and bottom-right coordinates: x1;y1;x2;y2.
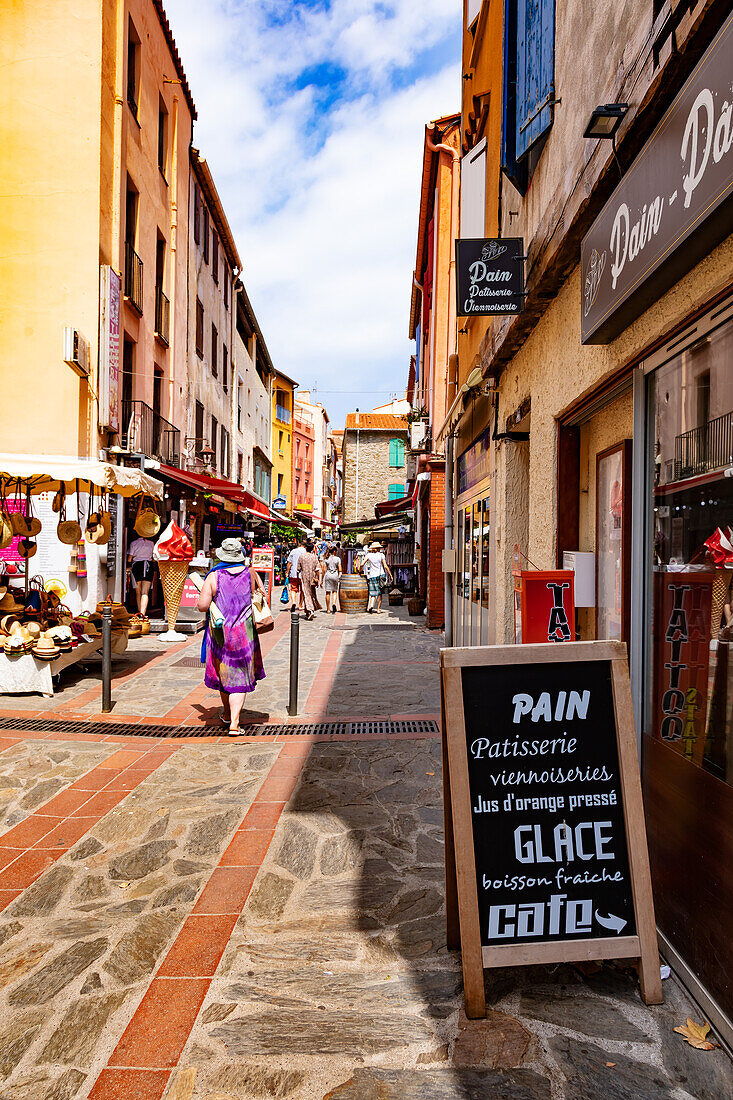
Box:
302;626;343;718
0;747;179;906
88;1068;173;1099
99;742;304;1088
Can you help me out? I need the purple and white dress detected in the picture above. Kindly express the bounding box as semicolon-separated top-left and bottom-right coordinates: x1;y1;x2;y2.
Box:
203;567;265;695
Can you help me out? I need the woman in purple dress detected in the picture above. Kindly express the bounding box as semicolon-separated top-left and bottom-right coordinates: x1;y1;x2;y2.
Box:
197;538;266;736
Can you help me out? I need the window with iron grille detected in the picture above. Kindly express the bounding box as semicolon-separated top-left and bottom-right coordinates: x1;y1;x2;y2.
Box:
195;299;204;357
211;323;217;377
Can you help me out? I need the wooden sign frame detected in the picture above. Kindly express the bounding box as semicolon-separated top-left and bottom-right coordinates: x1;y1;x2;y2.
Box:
441;639;662;1018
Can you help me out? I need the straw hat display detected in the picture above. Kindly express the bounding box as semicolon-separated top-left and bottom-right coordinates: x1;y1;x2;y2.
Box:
0;614;21;635
32;635;61;661
25;621;42;641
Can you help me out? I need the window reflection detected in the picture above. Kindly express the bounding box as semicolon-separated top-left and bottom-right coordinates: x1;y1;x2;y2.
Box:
650;321;733;785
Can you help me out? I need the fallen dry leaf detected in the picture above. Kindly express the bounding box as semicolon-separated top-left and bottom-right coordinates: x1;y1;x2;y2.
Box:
605;1062;616;1067
426;772;435;775
673;1018;715;1050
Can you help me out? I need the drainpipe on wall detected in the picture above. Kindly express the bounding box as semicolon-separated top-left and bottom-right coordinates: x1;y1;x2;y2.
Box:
168;96;179;433
355;409;360;523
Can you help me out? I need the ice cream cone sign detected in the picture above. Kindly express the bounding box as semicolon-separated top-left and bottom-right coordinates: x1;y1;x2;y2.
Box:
154;522;193;641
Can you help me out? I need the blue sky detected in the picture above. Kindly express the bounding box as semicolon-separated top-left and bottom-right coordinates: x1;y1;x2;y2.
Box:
166;0;461;428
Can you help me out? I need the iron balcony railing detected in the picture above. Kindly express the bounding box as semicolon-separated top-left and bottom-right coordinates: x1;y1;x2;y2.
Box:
121;399;180;467
124;243;143;314
155;285;170;345
674;410;733;480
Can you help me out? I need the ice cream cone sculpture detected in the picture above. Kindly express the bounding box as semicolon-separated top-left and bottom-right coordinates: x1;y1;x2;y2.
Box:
154;522;193;640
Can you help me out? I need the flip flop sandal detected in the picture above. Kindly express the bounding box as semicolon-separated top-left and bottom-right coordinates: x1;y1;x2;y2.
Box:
217;708;230;727
228;726;243;737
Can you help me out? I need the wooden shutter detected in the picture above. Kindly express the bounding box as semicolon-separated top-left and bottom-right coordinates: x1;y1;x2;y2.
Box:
516;0;555;160
460;138;487;238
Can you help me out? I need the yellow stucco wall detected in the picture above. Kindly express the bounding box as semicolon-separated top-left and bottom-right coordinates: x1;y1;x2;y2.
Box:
490;233;733;643
271;375;294;509
0;1;105;456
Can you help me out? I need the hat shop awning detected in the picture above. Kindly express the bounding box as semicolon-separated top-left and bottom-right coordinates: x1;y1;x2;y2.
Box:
0;454;163;499
157;464;278;521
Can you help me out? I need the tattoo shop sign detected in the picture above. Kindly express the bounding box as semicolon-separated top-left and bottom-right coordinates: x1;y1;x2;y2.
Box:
456;238;524;316
440;641;662;1018
581;12;733;344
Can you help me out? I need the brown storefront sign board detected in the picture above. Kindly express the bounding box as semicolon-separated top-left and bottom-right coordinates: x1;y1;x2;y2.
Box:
441;640;662;1017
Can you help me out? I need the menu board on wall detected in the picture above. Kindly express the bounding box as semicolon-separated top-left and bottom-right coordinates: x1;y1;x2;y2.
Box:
440;641;662;1017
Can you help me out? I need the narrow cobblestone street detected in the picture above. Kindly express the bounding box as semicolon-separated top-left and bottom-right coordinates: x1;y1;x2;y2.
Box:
0;606;729;1100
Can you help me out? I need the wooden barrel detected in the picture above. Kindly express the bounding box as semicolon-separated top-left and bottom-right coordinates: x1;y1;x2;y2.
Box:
339;573;368;613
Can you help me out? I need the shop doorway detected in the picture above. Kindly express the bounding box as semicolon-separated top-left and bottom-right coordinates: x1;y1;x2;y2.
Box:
642;302;733;1032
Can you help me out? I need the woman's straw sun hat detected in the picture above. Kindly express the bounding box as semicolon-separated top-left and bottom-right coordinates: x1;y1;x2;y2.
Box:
216;538;245;564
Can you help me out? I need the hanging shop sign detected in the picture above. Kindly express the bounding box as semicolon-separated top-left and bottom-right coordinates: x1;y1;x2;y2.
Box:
581;13;733;344
516;570;576;644
272;495;287;510
456;239;525;316
440;641;662;1018
98;265;121;432
251;546;275;601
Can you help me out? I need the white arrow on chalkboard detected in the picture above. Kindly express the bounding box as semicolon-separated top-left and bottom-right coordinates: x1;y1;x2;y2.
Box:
595;911;627;934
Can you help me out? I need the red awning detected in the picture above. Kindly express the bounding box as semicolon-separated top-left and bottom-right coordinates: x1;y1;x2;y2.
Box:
374;479;417;518
158;464;271;520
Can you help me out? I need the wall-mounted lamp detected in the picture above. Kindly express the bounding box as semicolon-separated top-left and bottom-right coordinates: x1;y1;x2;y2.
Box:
583;103;629;139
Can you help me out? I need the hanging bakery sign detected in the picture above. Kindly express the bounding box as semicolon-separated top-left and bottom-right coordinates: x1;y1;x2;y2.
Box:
456;238;525;315
440;640;662;1018
581;12;733;344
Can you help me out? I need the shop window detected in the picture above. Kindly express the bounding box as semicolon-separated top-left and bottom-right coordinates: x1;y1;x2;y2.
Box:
649;319;733;783
389;438;405;468
501;0;556;195
388;483;404;500
460;139;487;238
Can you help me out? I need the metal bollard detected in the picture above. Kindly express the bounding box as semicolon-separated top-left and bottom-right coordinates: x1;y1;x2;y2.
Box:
101;605;112;713
287;606;299;716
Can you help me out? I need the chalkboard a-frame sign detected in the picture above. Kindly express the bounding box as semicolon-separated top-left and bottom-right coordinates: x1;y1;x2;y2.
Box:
440;640;663;1018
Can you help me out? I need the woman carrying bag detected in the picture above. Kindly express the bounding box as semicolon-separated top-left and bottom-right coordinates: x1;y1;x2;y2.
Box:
197;537;268;736
363;541;393;614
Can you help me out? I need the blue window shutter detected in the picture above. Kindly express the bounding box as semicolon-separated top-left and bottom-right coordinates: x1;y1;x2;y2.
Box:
389;439;398;467
388;483;404;500
516;0;555;161
501;1;528;193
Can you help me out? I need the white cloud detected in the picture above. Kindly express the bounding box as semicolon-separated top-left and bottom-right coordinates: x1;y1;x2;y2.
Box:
166;0;461;424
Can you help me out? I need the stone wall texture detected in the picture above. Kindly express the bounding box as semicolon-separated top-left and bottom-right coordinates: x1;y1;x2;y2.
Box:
342;430;409;526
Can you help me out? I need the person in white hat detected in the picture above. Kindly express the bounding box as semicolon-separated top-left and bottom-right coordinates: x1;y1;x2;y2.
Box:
362;541;392;614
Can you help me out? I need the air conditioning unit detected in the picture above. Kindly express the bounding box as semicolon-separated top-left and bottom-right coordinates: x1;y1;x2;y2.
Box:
63;326;90;378
410;420;428;451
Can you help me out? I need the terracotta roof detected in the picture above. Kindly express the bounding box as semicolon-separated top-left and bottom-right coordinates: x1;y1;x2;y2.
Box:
344;414;408;431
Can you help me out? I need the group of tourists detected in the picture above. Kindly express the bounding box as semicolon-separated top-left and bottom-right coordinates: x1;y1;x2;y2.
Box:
285;538;343;620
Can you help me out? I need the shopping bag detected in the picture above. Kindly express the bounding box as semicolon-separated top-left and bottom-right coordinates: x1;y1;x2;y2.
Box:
252;590;274;633
280;585;289;605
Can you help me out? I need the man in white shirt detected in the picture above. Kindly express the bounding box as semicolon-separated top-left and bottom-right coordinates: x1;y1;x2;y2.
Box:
286;541;306;610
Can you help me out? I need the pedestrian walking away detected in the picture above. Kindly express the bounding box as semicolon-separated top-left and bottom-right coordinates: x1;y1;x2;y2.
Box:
323;541;342;613
126;534;155;621
286;540;306;610
363;541;392;613
297;539;320;620
197;537;266;736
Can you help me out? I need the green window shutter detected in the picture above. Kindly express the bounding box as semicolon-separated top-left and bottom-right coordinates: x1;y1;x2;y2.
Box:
389;438;405;468
388;483;404;500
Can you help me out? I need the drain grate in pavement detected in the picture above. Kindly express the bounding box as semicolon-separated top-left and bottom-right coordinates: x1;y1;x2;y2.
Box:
174;657;204;667
0;717;439;740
